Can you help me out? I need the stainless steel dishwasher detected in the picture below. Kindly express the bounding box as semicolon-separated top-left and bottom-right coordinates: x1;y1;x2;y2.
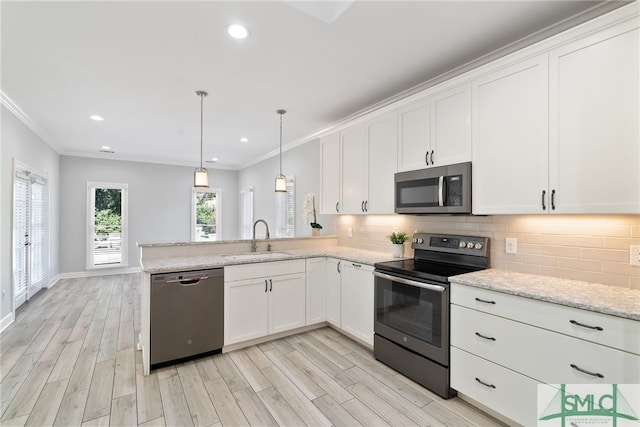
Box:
150;268;224;368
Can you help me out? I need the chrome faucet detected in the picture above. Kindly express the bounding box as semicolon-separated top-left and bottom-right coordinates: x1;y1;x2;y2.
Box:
252;219;271;252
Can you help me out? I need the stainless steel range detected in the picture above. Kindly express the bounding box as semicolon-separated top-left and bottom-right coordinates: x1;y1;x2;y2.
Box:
373;233;489;399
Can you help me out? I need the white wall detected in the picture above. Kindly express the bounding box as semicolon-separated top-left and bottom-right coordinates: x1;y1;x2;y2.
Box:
59;156;238;274
1;105;60;323
238;139;336;237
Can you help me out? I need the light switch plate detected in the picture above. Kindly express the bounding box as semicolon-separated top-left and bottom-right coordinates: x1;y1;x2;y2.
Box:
630;245;640;266
348;227;353;238
506;238;517;254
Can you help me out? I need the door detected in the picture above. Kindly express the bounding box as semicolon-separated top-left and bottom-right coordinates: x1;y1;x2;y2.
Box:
397;101;430;172
269;273;306;334
305;258;327;325
13;168;47;309
341;262;374;346
224;278;268;345
472;54;549;214
367;113;398;214
341;125;368;214
549;22;639;213
320;133;341;214
430;84;471;167
326;258;341;327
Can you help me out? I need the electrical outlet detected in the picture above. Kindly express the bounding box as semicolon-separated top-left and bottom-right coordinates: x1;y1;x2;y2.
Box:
348;227;353;238
506;238;517;254
631;245;640;266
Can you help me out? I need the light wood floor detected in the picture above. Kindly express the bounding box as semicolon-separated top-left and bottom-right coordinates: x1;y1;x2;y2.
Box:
0;274;505;427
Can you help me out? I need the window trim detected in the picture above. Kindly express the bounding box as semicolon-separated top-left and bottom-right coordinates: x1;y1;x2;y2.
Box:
86;182;129;270
191;187;222;242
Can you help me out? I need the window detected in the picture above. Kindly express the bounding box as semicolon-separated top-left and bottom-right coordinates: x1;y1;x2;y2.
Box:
87;182;128;269
13;166;48;308
240;187;254;239
275;176;295;238
192;188;221;242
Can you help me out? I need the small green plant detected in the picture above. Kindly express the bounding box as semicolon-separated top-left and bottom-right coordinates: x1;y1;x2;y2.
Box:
387;231;408;244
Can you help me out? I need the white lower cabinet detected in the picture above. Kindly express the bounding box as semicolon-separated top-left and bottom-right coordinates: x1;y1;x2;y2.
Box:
340;262;374;346
225;260;305;346
326;258;342;328
451;283;640;426
305;258;327;325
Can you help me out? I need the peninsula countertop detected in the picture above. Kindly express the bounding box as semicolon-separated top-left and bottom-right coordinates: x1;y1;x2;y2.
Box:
450;269;640;321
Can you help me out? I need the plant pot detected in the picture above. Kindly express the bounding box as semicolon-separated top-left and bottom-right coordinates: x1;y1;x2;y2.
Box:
391;243;405;258
312;228;320;237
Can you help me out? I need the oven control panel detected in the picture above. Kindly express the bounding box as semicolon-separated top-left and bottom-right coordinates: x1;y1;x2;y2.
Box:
411;233;489;256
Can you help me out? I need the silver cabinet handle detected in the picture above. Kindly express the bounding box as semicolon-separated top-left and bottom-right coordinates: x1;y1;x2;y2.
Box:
337;261;341;273
373;271;445;292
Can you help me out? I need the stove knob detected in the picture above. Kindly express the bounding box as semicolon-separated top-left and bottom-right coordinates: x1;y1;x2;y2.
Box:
459;241;467;248
417;238;424;244
412;238;418;243
474;243;483;250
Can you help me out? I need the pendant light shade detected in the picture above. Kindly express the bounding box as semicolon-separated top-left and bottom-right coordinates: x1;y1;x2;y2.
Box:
194;90;209;188
275;109;287;193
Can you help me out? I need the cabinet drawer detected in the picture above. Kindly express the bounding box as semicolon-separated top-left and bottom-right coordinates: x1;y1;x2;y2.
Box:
225;259;305;282
451;347;539;427
451;284;640;355
451;305;640;385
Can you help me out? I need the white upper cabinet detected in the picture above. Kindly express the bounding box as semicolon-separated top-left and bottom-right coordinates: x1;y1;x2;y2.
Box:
398;101;430;172
398;84;471;173
430;84;472;167
366;113;398;214
548;21;639;213
320;132;341;214
341;125;369;214
472;55;550;214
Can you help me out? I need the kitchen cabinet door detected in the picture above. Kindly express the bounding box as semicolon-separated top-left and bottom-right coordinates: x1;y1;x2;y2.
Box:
225;278;269;345
341;126;368;214
549;21;639;213
326;258;341;328
269;273;306;334
397;100;430;172
340;262;374;346
305;258;326;325
367;113;398;214
472;54;549;214
320;132;341;214
430;84;471;167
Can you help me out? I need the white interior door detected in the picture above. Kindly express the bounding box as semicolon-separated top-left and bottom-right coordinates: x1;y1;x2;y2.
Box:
13;168;48;309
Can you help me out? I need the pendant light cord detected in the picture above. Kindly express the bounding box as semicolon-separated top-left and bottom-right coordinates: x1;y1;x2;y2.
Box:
279;112;283;175
200;92;204;171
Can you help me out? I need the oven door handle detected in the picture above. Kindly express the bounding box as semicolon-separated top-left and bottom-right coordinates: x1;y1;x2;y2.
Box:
373;271;446;292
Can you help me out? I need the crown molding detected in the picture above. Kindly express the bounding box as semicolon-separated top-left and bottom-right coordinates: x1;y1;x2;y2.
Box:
1;90;62;154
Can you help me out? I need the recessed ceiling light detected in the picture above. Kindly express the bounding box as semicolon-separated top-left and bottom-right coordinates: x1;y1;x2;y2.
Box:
89;115;104;121
99;146;115;154
227;24;249;40
240;137;249;143
101;145;111;150
206;157;219;164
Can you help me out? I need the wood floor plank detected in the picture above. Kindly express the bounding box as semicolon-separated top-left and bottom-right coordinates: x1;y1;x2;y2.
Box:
286;350;353;404
48;339;83;382
82;320;106;349
1;351;40;381
243;345;274;370
228;349;272;392
104;308;120;330
24;321;61;355
1;414;29;426
135;355;164;425
341;396;391;427
0;345;28;383
53;389;89;427
38;327;72;363
24;379;68;427
1;373;30;410
261;365;332;427
346;382;419;427
111;393;137;427
309;329;354;356
138;416;166;427
298;333;356;370
288;338;355;388
213;353;250;393
264;350;325;401
257;387;305;426
117;319;135;351
312;395;362;427
1;360;55;421
68;315;93;342
232;386;278;427
81;414;110;427
194;358;221;383
67;345;99;394
83;358;115;422
96;327;118;363
158;371;194;427
204;377;248;426
176;362;219;427
113;348;136;398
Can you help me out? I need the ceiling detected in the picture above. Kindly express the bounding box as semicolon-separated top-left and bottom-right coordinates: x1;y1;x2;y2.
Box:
1;1;623;170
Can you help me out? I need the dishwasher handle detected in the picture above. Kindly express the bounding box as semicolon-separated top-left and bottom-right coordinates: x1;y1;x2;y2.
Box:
167;276;209;285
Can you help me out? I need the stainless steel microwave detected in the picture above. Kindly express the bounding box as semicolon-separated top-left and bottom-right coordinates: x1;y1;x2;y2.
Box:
395;162;471;214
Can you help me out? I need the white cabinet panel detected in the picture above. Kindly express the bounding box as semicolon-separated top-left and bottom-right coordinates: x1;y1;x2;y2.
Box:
367;113;398;214
341;126;368;214
269;273;306;334
472;54;549;214
340;262;374;346
398;101;430;172
549;23;640;213
305;258;327;325
430;84;471;167
326;258;341;327
225;278;269;345
320;133;341;214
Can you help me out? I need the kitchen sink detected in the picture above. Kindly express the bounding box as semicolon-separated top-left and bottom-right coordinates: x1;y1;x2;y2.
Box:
222;252;290;262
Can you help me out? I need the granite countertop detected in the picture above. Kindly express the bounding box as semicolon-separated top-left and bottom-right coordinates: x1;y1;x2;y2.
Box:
141;246;401;274
449;269;640;321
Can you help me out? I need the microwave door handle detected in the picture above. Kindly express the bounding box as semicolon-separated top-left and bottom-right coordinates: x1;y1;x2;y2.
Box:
438;176;444;207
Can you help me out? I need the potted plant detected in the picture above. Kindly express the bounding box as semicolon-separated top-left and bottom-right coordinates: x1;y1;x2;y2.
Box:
304;193;323;236
387;231;408;258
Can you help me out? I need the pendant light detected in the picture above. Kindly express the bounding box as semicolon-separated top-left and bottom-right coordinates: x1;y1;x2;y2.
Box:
275;109;287;192
194;90;209;188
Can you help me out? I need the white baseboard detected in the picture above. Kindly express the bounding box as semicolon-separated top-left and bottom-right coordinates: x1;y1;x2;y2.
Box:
57;266;141;280
1;311;15;333
48;274;61;289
